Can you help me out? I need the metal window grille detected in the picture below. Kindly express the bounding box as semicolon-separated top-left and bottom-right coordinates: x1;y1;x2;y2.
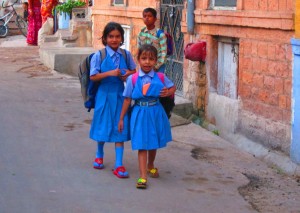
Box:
113;0;124;5
212;0;236;7
161;1;184;95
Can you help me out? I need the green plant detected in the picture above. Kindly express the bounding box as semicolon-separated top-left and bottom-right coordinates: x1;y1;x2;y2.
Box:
56;0;86;16
212;129;219;136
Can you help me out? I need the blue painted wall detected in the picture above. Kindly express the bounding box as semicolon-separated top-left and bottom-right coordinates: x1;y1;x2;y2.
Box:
58;12;70;30
291;38;300;164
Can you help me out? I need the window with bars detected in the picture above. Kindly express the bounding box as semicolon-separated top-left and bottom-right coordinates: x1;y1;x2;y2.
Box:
211;0;236;9
113;0;125;5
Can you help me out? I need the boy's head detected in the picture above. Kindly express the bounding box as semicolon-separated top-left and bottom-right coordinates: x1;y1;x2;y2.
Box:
22;2;28;10
142;8;157;29
143;8;157;18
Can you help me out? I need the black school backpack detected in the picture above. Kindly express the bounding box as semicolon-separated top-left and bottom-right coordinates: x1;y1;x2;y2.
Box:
78;48;129;112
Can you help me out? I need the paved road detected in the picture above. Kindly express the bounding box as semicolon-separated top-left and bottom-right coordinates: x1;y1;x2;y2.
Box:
0;41;299;213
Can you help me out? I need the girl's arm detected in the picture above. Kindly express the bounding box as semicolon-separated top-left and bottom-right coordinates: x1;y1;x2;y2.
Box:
155;33;167;71
120;51;137;81
159;74;176;97
118;97;132;132
160;85;176;97
120;69;136;81
90;68;121;82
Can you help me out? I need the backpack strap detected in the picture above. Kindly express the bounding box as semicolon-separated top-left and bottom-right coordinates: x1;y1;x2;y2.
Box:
157;72;165;84
156;29;164;38
120;48;130;68
93;48;106;73
132;72;139;86
99;48;106;63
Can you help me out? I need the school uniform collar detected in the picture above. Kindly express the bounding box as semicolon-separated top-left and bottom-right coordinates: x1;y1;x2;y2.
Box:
138;69;155;77
106;46;122;57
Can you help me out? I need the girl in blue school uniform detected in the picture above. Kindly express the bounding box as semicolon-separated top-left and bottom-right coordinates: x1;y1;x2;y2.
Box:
89;22;136;178
118;44;176;188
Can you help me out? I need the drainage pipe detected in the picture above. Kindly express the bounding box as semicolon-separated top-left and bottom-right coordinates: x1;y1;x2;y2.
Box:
290;1;300;164
187;0;195;34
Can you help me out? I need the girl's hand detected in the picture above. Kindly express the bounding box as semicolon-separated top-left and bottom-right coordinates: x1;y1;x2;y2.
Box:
120;69;136;81
160;87;170;97
111;68;121;77
118;120;124;132
119;69;128;81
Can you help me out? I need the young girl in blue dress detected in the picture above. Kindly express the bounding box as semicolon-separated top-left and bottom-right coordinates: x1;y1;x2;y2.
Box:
89;22;136;178
118;44;176;188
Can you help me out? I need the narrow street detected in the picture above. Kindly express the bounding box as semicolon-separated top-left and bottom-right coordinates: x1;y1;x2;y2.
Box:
0;37;299;213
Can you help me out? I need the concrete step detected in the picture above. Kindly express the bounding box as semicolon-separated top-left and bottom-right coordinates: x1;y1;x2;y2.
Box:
39;46;95;76
44;35;59;42
173;95;193;119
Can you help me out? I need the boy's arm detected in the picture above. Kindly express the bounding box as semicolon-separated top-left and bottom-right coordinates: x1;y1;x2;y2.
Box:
155;32;167;71
137;35;141;48
137;27;145;48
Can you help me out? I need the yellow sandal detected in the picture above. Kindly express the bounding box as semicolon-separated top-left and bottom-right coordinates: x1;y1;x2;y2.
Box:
148;168;159;178
136;178;147;189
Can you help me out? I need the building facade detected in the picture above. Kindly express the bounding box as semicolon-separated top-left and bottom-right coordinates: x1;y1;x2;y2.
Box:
91;0;296;163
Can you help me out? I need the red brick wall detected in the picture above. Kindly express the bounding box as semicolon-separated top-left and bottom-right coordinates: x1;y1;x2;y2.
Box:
239;39;292;123
181;0;294;153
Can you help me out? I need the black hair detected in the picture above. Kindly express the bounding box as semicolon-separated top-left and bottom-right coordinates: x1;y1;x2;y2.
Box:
143;8;157;18
101;22;125;46
137;44;158;60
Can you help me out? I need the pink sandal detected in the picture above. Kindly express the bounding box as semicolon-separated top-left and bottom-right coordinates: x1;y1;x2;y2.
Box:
113;166;129;178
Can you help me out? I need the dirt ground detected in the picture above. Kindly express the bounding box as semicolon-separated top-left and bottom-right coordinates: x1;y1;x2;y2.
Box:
1;40;300;213
191;146;300;213
238;168;300;213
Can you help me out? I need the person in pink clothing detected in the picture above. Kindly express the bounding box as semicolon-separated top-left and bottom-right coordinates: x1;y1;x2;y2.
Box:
27;0;42;45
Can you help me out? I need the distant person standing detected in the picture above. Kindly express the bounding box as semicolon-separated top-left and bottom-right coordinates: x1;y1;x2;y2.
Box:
40;0;58;24
137;7;167;73
22;2;28;21
27;0;42;45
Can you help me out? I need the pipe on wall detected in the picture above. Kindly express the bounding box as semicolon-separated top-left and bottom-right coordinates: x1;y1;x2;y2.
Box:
187;0;195;34
290;1;300;164
291;38;300;164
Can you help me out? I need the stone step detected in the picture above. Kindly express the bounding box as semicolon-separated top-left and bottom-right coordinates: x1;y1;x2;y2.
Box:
173;95;193;119
39;46;95;76
44;35;59;42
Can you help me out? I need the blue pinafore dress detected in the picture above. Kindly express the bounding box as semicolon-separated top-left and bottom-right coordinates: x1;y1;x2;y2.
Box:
130;73;172;150
90;52;130;142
